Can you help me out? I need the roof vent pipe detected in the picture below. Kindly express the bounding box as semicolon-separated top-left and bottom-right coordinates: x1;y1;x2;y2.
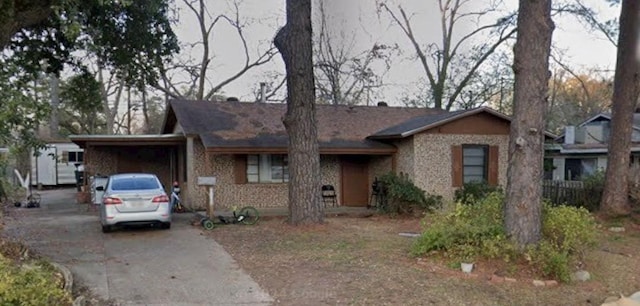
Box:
259;82;267;103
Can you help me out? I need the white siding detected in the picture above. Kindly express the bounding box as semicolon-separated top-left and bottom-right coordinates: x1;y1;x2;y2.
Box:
552;158;565;180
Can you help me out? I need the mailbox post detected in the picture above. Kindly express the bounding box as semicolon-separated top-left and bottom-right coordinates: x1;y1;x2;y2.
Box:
197;176;217;220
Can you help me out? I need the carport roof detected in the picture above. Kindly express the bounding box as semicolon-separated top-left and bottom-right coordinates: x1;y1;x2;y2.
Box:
69;134;185;148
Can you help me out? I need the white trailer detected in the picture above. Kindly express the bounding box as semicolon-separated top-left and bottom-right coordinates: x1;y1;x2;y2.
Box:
31;142;84;186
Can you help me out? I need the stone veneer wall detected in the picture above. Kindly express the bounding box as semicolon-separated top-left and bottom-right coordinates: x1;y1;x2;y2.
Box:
200;153;342;209
85;147;117;178
369;155;393;188
394;138;415;180
83;146;173;191
412;133;509;200
188;140;209;210
319;155;341;206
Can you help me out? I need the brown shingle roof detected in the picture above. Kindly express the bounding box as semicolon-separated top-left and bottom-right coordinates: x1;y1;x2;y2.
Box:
167;100;445;153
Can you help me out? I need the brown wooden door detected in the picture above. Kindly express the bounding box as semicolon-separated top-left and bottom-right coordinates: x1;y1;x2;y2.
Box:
341;159;369;207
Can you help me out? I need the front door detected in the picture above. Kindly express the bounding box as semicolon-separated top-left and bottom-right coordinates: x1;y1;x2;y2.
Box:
341;157;369;207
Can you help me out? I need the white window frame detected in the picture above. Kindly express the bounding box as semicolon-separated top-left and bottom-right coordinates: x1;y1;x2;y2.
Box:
247;154;289;183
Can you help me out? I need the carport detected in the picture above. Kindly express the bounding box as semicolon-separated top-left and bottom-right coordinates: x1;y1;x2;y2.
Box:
69;134;186;194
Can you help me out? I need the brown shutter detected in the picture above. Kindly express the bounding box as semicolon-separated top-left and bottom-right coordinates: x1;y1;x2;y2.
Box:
488;146;499;186
451;145;463;187
234;155;247;184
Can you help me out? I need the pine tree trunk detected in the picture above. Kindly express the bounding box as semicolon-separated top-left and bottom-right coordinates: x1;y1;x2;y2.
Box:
504;0;554;248
274;0;324;225
600;0;640;217
49;75;60;139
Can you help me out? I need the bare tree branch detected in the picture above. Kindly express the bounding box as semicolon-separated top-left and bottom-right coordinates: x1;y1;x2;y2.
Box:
549;51;592;101
154;0;278;101
379;0;516;110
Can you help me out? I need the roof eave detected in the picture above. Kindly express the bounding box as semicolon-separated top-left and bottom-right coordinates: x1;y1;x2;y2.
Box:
206;146;397;155
69;134;186;148
366;134;405;140
393;107;493;137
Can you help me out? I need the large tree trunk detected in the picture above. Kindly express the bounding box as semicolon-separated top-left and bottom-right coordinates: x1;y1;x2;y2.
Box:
600;0;640;217
274;0;323;225
504;0;554;248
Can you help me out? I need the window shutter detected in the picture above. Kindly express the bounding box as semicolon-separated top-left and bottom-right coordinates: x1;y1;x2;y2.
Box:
488;146;499;186
234;155;247;184
451;145;463;187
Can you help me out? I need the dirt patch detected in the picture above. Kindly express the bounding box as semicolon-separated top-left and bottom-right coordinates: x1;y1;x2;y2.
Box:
208;214;640;306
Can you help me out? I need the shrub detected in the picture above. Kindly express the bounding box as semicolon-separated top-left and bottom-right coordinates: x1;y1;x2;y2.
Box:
0;178;6;203
529;241;571;282
580;170;605;211
531;204;597;282
377;172;443;214
412;192;514;261
0;254;72;305
412;193;598;282
541;203;598;257
454;181;502;205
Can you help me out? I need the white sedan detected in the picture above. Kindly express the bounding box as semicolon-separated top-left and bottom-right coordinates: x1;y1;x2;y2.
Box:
97;173;171;233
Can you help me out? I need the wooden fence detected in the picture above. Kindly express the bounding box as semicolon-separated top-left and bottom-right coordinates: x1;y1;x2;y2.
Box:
542;180;602;211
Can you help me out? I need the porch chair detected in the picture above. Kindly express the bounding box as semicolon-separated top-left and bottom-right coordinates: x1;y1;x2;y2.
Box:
321;184;338;207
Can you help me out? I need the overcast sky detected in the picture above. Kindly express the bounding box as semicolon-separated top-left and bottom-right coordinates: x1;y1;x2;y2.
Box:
168;0;620;105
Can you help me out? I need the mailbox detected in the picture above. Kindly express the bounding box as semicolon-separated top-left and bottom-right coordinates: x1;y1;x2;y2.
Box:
197;176;216;186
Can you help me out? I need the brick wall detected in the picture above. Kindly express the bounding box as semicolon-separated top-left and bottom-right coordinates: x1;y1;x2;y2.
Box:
192;152;344;209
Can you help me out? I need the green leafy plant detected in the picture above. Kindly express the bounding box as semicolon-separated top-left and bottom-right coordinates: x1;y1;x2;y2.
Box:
412;192;598;282
454;181;502;205
528;241;571;282
541;203;598;257
0;254;72;305
579;170;605;211
412;192;514;262
377;172;443;214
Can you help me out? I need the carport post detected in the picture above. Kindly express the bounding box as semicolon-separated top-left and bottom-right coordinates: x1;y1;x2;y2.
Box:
197;176;217;220
186;136;195;209
208;186;214;219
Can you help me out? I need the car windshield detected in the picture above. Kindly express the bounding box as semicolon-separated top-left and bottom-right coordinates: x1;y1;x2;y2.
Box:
110;177;159;191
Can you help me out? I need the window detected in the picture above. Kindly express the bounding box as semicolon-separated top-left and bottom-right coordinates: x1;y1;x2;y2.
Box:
452;144;498;187
543;158;555;180
110;177;160;190
246;154;289;183
66;151;84;163
565;158;597;180
462;145;488;183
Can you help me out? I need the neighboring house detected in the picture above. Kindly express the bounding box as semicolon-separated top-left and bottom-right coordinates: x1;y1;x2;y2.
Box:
545;112;640;181
30;142;84;186
71;100;514;209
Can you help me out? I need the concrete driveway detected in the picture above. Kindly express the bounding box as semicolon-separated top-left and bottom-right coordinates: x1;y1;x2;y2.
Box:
2;188;272;305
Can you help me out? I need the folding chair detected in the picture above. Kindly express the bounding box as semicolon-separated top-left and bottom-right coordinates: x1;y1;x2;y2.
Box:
321;184;338;207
